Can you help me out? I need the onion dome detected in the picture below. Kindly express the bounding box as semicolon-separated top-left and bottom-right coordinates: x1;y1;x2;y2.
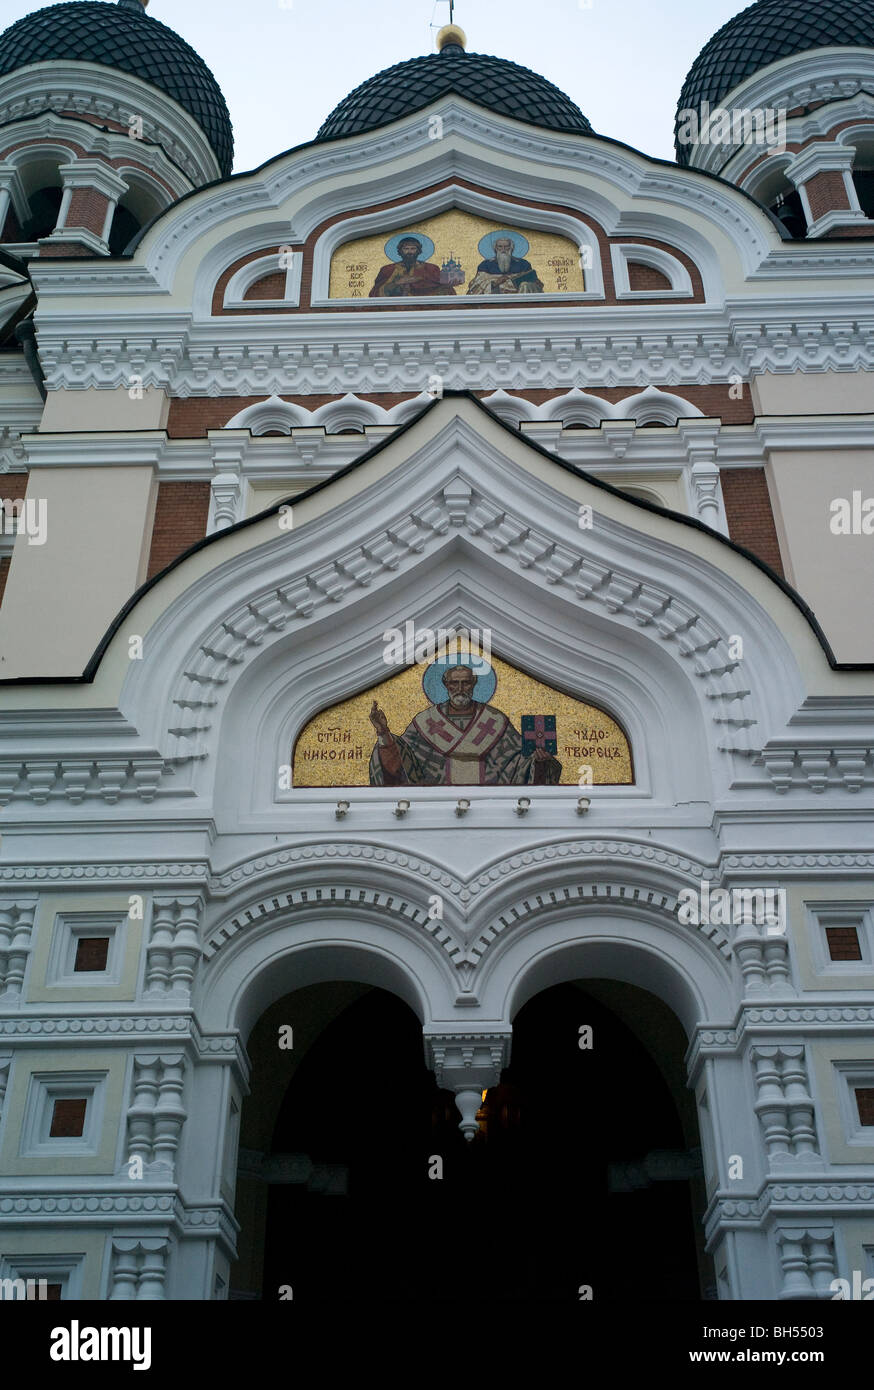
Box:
0;0;233;176
676;0;874;163
317;24;592;142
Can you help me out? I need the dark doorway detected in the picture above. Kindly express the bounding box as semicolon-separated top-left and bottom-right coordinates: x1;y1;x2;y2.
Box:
259;982;702;1303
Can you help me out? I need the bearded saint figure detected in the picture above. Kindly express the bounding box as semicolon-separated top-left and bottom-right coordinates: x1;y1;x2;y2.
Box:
369;236;456;297
368;664;561;786
466;236;544;295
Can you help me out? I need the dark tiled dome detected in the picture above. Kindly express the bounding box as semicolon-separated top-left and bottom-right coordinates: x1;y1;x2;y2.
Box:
317;46;592;142
676;0;874;163
0;0;233;176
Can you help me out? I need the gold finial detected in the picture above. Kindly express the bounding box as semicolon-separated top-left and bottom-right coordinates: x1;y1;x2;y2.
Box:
437;23;467;52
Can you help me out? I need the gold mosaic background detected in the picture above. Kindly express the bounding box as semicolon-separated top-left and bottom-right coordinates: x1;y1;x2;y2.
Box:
293;652;632;787
329;210;586;299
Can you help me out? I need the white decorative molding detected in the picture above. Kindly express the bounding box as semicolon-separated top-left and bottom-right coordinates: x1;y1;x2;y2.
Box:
751;1044;820;1168
145;895;203;999
0;63;219;188
775;1225;837;1300
0;899;36;1002
125;1054;186;1175
109;1236;169;1300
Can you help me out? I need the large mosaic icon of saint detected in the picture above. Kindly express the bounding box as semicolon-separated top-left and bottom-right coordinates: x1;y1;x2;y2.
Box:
368;653;561;786
330;209;585;299
369;232;457;297
466;230;544;295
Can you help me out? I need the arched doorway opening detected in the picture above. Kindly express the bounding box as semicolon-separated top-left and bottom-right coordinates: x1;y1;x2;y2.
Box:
232;977;708;1302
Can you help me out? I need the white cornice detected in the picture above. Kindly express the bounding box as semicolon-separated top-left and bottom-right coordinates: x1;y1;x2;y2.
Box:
683;49;874;178
0;62;220;188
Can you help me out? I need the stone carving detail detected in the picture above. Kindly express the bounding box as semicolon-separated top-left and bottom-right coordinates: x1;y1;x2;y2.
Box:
126;1054;186;1174
170;480;757;760
145;896;204;999
109;1237;170;1301
425;1032;511;1141
731;920;791;995
751;1045;820;1167
0;758;170;807
775;1226;837;1300
0;900;36;1002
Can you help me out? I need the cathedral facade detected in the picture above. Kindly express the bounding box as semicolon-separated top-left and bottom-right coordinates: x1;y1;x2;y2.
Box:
0;0;873;1302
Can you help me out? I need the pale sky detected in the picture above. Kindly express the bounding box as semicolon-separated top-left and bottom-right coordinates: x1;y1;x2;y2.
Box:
1;0;755;171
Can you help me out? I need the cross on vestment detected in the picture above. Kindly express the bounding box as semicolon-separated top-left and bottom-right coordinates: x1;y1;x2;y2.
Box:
425;716;454;744
471;716;498;746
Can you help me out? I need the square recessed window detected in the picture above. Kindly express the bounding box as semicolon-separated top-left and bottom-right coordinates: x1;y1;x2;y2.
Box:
19;1072;106;1158
0;1255;84;1300
833;1064;874;1146
45;912;126;988
49;1098;87;1138
856;1089;874;1127
807;904;874;974
73;936;110;973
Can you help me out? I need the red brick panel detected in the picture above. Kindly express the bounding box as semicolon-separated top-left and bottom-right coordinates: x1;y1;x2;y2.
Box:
720;468;784;575
74;936;110;972
244;272;287;300
146;480;211;579
166;383;754;437
50;1098;87;1138
65;187;111;237
627;262;672;291
826;926;863;961
856;1089;874;1126
804;170;851;222
0;556;10;607
0;476;28;607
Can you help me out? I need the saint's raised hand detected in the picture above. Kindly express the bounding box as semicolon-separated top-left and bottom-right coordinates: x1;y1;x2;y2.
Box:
369;701;390;736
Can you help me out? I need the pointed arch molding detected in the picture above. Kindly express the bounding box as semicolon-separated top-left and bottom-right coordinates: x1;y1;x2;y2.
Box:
202;837;730;991
116;404;812;793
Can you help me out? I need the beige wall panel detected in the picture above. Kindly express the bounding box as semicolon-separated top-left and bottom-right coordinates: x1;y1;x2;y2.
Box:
0;1048;127;1177
765;450;874;663
810;1040;874;1166
789;884;874;993
752;371;874;415
39;387;170;433
26;892;144;1004
0;1231;108;1299
0;466;155;677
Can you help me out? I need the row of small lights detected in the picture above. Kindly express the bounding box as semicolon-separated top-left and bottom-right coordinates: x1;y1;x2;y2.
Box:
335;797;591;818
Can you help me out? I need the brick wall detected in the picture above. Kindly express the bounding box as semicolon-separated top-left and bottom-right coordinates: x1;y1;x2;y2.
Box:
167;382;754;436
627;262;672;291
244;272;287;300
720;468;784;575
146;480;211;579
65;187;110;236
804;170;851;222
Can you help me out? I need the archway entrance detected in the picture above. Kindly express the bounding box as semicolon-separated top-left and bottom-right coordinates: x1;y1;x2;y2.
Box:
233;980;707;1302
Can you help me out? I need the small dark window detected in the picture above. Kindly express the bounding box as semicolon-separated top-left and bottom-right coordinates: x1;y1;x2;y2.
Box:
44;1284;63;1301
108;203;142;256
74;936;110;972
49;1098;87;1138
826;926;863;961
22;186;63;241
852;170;874;219
769;188;806;238
856;1088;874;1126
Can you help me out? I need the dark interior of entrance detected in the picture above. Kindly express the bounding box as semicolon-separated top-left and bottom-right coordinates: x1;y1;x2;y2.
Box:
234;980;709;1302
